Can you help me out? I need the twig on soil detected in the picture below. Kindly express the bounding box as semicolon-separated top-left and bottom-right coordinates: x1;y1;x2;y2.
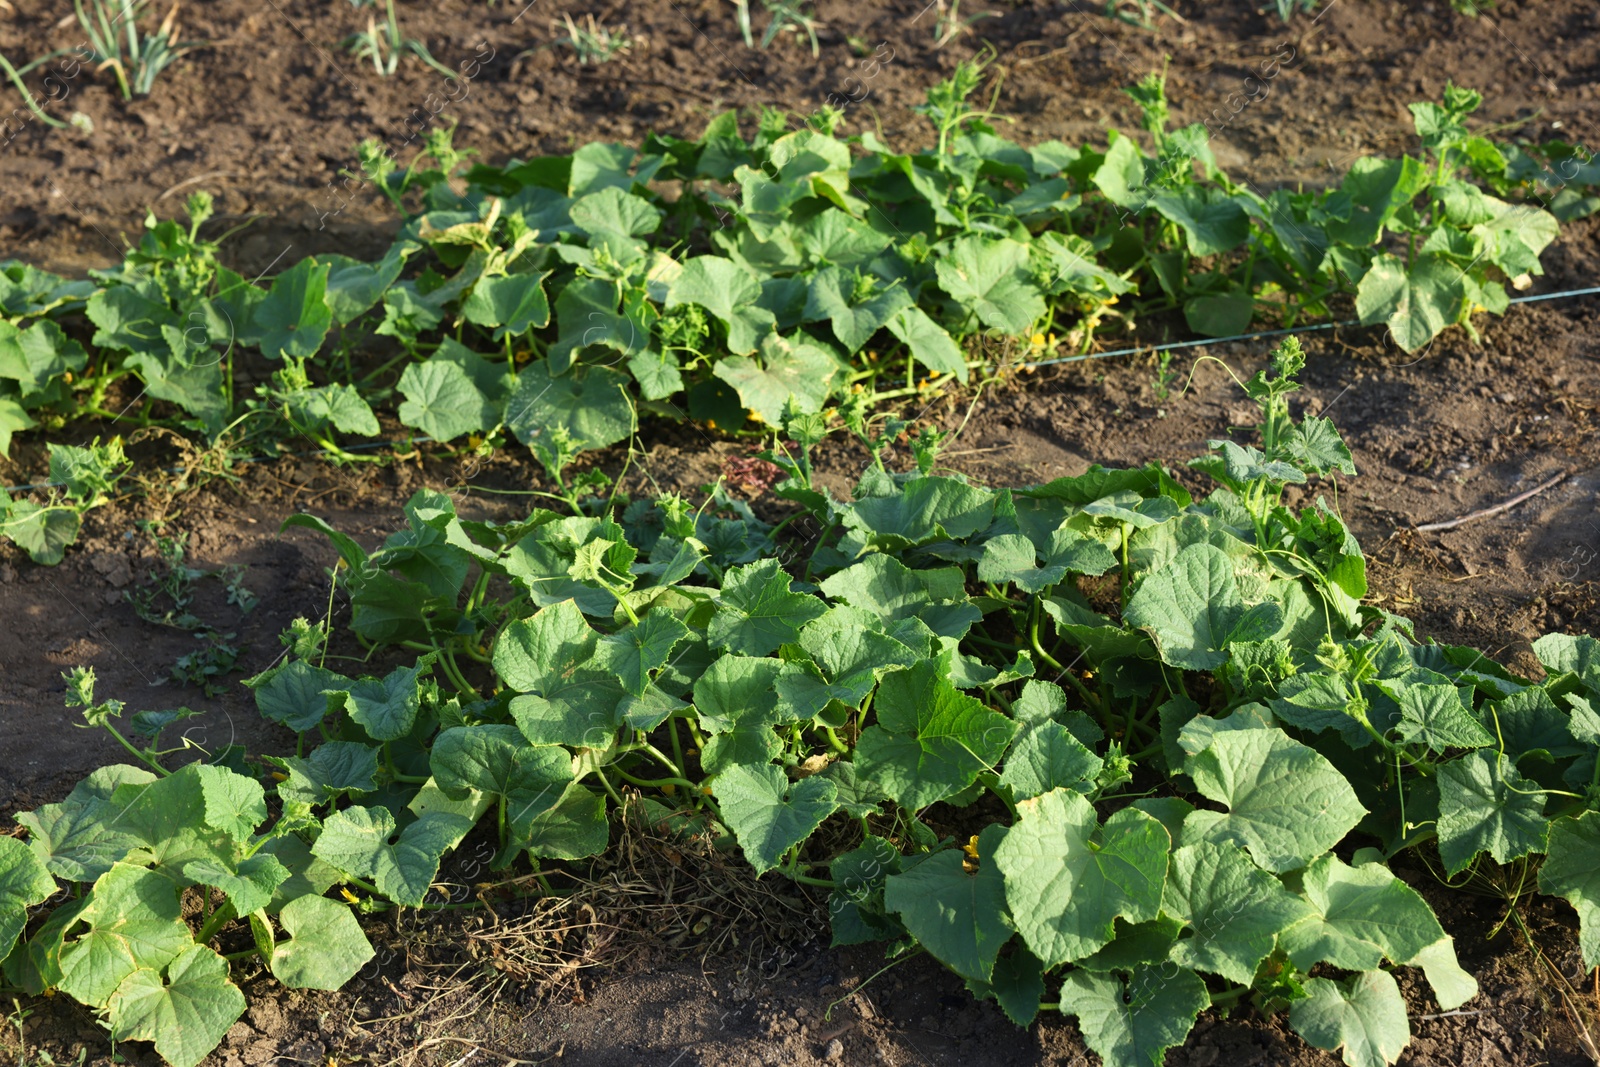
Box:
157;170;245;201
1415;1009;1485;1021
1414;469;1570;532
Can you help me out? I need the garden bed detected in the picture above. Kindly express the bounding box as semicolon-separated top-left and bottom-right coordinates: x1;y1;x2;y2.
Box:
2;0;1599;1064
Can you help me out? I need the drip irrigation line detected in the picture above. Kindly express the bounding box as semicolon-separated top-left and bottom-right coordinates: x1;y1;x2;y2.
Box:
1017;283;1600;371
3;284;1598;497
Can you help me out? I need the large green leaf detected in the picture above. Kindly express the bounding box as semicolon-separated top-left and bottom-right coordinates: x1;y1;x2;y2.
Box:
317;250;406;325
934;236;1045;334
993;790;1168;968
311;806;474;907
598;610;691;696
1162;841;1315;984
329;662;426;742
85;281;177;356
885;825;1012;982
505;360;635;452
1151;189;1251;256
397;359;497;442
103;942;246;1067
1059;964;1209;1067
1124;543;1283;670
708;558;827;656
461;272;552;340
666;255;775;354
250;659;346;733
128;327;227;432
0;837;55;961
58;863;193;1007
855;659;1016;810
998;722;1102;800
803;267;912;353
103;765;287;916
495;599;626;748
256;259;333;360
846;476;994;551
1537;812;1600;971
817;553;982;639
272;742;379;808
1355;253;1465;353
977;528;1117;593
712;763;837;875
430;724;573;826
513;782;609;860
1378;680;1494;752
1329;156;1430;247
1435;751;1548;875
1183;728;1367;873
711;331;838;425
285;383;379;436
267;895;374;990
886;305;968;380
1532;633;1600;695
1290;971;1410;1067
0;318;88;393
1280;854;1476;1010
1;500;81;565
15;765;156;882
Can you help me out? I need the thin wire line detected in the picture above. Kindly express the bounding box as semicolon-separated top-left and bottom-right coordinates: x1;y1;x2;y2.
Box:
1017;284;1600;371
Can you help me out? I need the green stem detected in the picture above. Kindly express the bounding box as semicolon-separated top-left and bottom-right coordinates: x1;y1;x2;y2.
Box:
196;902;237;944
438;649;477;697
609;765;699;793
101;724;170;777
592;766;624;805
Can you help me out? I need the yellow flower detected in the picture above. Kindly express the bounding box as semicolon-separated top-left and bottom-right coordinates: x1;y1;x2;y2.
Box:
340;887;359;903
662;783;677;795
467;433;483;450
1029;332;1046;348
707;418;718;429
962;834;980;861
513;349;533;364
270;771;289;782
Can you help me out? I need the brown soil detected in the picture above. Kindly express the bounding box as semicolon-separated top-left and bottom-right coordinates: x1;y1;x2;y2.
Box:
3;0;1600;1064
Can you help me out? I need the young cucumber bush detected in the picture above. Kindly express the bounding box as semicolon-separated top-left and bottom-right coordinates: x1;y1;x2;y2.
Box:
6;342;1600;1067
4;65;1599;562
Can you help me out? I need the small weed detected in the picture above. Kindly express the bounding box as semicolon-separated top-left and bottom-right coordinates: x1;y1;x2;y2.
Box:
552;13;633;65
126;527;206;630
1151;350;1178;400
6;999;86;1067
124;526;254;693
72;0;208;100
172;631;241;696
343;0;456;78
1103;0;1184;29
930;0;994;48
731;0;820;56
1267;0;1317;18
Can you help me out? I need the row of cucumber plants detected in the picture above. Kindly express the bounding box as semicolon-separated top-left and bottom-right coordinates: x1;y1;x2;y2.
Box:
4;340;1599;1067
3;60;1597;563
